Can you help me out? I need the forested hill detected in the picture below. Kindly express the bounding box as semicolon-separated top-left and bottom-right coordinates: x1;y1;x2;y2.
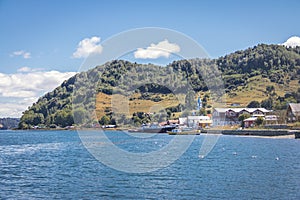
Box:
218;44;300;89
18;44;300;128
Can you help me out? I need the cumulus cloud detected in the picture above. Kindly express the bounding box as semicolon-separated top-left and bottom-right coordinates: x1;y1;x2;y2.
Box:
0;97;40;118
72;36;103;58
134;39;180;59
17;66;44;73
11;50;31;59
17;66;32;72
282;36;300;48
0;102;30;118
0;68;76;117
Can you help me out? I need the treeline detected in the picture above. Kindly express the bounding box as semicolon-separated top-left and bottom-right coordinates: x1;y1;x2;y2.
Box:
0;118;20;129
247;86;300;110
218;44;300;90
18;44;300;128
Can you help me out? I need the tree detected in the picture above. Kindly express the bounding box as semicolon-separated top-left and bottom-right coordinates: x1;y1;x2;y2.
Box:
19;122;30;129
73;107;88;124
32;113;44;125
199;107;207;115
238;113;251;121
99;115;110;125
247;100;261;108
54;109;74;127
185;90;196;110
266;85;275;93
238;113;251;128
110;118;117;125
132;116;142;126
255;116;264;126
261;97;273;109
266;85;276;96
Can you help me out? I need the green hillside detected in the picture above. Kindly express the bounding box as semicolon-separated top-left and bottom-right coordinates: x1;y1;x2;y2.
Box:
19;44;300;128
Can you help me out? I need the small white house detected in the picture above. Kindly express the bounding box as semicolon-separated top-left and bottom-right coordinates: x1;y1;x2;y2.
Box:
179;117;188;126
265;115;278;124
179;116;212;128
188;116;209;127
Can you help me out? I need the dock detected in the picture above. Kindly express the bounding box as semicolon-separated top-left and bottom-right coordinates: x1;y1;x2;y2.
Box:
222;129;300;138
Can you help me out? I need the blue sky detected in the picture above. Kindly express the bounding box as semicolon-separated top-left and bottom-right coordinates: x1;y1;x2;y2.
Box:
0;0;300;117
1;0;300;73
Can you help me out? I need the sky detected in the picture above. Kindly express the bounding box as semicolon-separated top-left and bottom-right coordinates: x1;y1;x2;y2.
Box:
0;0;300;117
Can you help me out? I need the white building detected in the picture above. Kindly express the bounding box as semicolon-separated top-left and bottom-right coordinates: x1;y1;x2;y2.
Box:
179;116;212;128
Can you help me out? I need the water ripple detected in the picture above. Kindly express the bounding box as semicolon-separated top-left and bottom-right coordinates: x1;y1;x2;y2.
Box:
0;130;299;199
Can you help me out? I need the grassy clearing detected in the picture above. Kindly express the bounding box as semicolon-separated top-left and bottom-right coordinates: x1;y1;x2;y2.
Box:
96;92;180;118
95;75;298;120
223;75;299;107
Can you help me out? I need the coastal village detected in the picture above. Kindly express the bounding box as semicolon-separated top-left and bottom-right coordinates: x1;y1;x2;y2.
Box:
103;99;300;138
13;46;300;139
12;93;300;138
213;103;300;128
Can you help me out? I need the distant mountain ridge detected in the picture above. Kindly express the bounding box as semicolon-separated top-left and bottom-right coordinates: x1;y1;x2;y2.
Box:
0;118;20;130
18;44;300;128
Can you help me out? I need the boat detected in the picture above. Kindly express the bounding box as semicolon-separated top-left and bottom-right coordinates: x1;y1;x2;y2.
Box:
294;131;300;139
128;124;177;133
167;127;201;135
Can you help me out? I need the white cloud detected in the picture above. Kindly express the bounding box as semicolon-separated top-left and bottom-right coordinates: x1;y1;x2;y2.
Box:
0;102;29;118
17;66;44;73
23;52;31;59
282;36;300;48
0;68;77;117
0;97;39;118
72;36;103;58
17;66;32;73
11;50;31;59
134;39;180;59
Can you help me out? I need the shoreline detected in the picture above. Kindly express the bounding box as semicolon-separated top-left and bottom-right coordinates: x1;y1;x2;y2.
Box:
5;128;300;139
222;134;296;139
221;129;299;139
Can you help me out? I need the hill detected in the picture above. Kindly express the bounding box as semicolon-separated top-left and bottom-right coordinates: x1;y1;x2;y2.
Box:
218;44;300;107
0;118;20;130
18;44;300;128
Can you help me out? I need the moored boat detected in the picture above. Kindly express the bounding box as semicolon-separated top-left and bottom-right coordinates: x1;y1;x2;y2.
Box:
167;127;201;135
295;131;300;139
128;124;177;133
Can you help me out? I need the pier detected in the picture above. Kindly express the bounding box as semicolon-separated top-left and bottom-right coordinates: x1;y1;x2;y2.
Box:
222;129;300;138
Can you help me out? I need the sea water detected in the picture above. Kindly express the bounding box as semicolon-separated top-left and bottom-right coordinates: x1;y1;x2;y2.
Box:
0;130;299;199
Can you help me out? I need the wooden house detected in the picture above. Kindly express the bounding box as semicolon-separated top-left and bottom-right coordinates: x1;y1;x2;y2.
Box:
287;103;300;122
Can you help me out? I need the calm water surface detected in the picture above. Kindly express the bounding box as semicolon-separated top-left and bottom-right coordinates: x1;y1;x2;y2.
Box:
0;130;299;199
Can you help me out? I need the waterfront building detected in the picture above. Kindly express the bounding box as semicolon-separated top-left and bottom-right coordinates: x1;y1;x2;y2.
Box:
286;103;300;122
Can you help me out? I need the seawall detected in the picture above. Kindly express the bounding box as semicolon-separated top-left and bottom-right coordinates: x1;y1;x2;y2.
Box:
222;129;299;137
